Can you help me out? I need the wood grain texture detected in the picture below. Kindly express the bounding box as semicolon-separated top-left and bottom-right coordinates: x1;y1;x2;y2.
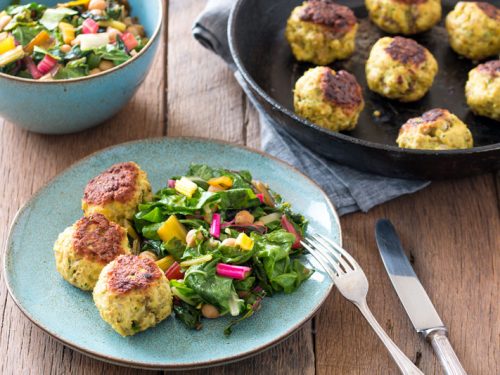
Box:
0;0;499;374
316;175;500;375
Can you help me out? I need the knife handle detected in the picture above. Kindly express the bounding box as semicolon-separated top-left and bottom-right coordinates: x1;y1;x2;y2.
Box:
427;330;467;375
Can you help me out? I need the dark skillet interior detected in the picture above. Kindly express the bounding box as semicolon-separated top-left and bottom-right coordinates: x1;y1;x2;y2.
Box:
229;0;500;179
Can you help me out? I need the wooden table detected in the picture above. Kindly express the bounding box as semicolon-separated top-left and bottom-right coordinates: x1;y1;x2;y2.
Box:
1;1;498;374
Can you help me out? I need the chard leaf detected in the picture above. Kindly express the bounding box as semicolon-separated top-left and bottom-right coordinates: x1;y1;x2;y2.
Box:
54;65;87;79
39;8;77;30
173;300;202;330
185;260;244;316
11;24;44;45
93;44;130;65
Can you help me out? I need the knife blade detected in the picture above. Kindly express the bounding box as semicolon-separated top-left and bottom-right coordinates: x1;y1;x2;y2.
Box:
375;219;467;375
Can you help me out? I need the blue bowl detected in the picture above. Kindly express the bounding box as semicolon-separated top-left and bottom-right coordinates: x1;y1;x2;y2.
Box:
0;0;163;134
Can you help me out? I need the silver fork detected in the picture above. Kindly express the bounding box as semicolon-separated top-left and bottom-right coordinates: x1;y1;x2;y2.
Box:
301;232;424;375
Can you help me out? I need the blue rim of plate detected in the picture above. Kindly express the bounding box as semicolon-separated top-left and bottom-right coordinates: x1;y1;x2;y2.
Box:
2;137;341;370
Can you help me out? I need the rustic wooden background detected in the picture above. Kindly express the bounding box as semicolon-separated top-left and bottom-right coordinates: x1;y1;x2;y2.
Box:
0;1;498;374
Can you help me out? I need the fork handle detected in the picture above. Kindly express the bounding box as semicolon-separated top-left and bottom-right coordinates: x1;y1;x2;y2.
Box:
426;329;467;375
355;300;424;375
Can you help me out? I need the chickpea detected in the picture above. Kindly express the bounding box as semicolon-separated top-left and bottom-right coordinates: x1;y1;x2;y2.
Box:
201;304;220;319
126;24;145;37
98;60;115;71
221;238;237;247
130;49;138;57
254;220;265;226
89;68;101;75
60;44;72;54
235;210;254;225
88;0;107;11
186;229;203;247
0;32;7;42
139;251;158;261
106;27;121;43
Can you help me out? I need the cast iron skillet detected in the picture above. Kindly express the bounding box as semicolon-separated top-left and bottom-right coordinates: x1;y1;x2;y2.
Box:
228;0;500;179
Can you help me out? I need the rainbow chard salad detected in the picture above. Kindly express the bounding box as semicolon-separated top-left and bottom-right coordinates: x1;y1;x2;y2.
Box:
0;0;147;80
135;164;313;335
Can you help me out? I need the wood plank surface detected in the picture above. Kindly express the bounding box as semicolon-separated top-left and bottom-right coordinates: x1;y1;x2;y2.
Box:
316;175;500;375
0;0;498;374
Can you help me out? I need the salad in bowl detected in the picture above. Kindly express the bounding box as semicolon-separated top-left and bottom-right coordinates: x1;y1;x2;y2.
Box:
0;0;148;80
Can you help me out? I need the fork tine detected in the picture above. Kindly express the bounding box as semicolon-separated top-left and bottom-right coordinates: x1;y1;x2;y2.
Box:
307;234;353;272
302;238;344;276
314;232;360;270
302;238;342;276
300;240;338;279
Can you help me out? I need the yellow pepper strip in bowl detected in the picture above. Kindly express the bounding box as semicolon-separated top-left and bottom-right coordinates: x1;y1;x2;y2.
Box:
0;35;15;55
59;22;75;44
57;0;90;8
24;31;51;54
208;176;233;190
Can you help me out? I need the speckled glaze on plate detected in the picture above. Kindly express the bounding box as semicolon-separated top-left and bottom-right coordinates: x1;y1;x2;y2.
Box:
3;138;340;370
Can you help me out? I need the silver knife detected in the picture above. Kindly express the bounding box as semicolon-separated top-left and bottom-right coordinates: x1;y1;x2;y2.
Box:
375;219;467;375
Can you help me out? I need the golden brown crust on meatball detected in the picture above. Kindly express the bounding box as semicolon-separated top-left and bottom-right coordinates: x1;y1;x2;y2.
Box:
83;162;139;206
397;108;473;150
73;214;128;264
321;69;363;112
299;0;356;36
401;108;447;130
107;255;162;295
476;2;500;20
385;37;426;66
477;60;500;76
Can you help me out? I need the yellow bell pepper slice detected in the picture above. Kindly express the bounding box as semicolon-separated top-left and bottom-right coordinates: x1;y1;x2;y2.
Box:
99;20;127;32
208;176;233;190
59;22;75;44
175;177;198;198
157;215;188;244
0;36;15;55
0;45;24;68
156;255;175;271
235;233;254;251
58;0;90;8
24;30;51;54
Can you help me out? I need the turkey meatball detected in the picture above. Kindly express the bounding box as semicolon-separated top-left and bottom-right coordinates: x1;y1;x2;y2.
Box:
366;36;438;102
82;162;152;224
366;0;441;35
396;108;473;150
285;0;358;65
294;66;364;131
53;214;131;291
93;254;173;336
445;2;500;60
465;60;500;121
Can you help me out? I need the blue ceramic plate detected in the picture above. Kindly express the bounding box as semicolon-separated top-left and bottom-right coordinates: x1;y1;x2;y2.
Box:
4;138;340;370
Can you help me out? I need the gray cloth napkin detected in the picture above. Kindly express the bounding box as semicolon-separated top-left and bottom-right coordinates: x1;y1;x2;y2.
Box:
192;0;430;216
